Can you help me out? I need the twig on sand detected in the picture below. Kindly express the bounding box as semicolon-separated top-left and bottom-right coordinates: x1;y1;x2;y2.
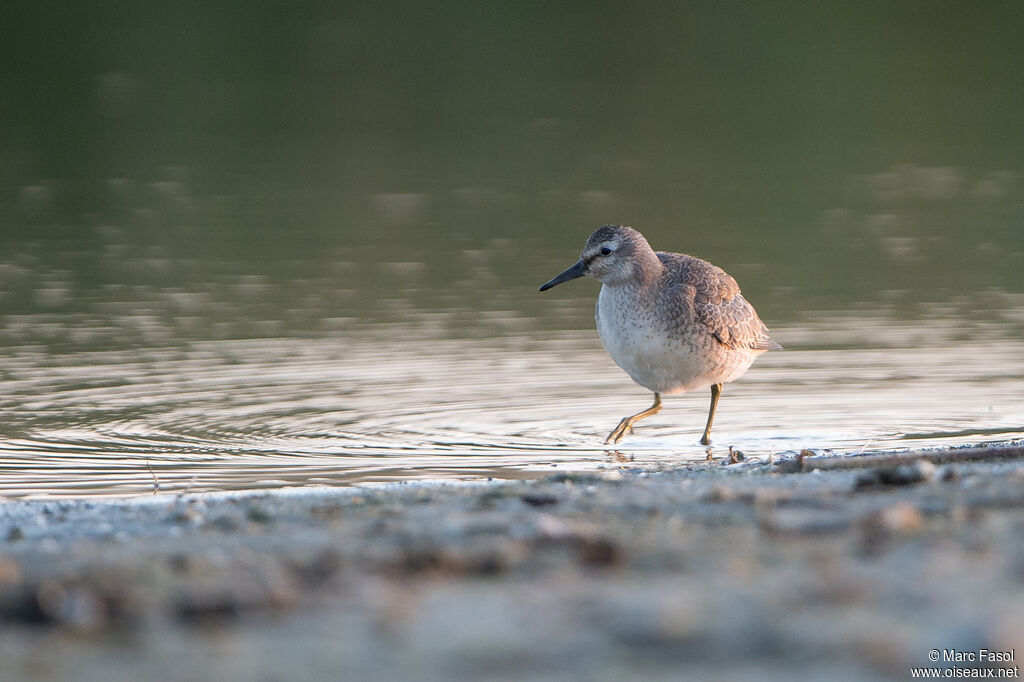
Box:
788;443;1024;473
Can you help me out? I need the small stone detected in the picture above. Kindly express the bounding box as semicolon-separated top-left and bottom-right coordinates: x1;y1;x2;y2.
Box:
246;507;273;524
856;460;937;489
727;447;746;464
208;515;241;532
854;471;881;488
0;557;21;585
168;554;192;573
47;587;108;631
169;507;202;525
574;536;619;567
876;503;925;533
701;486;734;503
521;492;559;507
310;503;343;519
536;514;570;539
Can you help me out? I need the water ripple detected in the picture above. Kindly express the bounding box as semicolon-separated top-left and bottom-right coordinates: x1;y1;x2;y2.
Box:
2;327;1024;497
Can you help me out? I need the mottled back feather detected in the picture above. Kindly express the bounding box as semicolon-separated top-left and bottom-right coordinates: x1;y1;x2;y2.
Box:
656;252;781;351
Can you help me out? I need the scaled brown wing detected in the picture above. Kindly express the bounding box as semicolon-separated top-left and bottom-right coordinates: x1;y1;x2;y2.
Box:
657;252;780;351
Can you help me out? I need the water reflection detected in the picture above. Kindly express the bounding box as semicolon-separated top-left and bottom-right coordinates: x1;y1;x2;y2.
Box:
2;155;1023;497
2;165;1022;346
2;4;1023;495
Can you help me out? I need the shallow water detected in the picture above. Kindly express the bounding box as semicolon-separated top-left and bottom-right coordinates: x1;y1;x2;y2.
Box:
2;4;1024;496
2;319;1023;498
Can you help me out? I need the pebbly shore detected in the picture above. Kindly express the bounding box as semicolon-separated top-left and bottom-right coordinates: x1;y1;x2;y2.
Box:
2;443;1024;681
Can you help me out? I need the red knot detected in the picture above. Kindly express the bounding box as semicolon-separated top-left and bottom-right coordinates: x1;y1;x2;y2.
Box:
540;224;781;445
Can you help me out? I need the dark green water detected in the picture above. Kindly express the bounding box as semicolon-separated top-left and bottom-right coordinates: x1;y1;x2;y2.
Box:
2;4;1023;495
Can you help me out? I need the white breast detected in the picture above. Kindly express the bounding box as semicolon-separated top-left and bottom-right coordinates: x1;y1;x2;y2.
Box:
596;283;751;394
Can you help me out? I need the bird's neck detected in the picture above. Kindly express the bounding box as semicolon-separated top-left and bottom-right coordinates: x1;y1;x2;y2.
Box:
629;248;664;287
599;256;663;296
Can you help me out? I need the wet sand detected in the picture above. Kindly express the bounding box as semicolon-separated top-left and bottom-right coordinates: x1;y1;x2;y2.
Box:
2;442;1024;681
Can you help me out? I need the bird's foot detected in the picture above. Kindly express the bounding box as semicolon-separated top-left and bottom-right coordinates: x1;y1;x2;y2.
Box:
604;417;632;445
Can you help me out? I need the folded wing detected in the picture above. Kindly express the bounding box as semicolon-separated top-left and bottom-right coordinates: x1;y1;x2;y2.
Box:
657;252;781;351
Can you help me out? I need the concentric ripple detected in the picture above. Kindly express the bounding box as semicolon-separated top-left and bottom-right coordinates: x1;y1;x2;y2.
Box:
2;324;1024;497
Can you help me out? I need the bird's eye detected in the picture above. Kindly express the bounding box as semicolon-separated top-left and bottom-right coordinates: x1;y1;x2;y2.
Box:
600;247;612;256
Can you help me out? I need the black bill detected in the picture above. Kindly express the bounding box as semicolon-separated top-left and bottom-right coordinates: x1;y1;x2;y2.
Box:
539;259;586;291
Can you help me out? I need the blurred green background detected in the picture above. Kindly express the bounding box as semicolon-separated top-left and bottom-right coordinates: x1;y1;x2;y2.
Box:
2;1;1023;348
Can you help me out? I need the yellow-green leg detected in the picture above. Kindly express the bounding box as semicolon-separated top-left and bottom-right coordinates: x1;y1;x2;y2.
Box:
700;383;722;446
605;393;662;444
